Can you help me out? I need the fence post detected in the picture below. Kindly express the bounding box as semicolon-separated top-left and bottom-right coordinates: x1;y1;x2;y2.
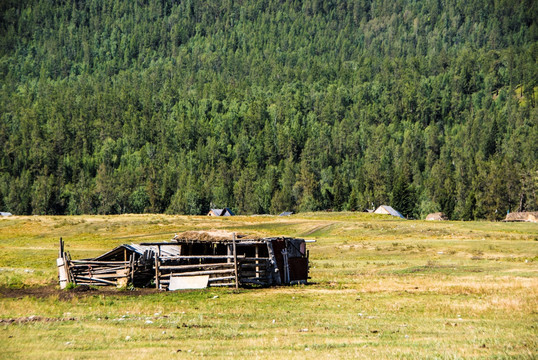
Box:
233;233;239;289
155;246;161;290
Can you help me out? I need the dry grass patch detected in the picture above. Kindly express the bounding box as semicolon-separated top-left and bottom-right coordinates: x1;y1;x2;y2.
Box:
0;213;536;359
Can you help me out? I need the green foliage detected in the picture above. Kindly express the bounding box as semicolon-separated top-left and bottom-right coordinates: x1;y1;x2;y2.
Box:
391;172;417;218
65;282;76;290
0;0;537;219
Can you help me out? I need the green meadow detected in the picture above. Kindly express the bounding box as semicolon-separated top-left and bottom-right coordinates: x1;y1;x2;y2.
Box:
0;213;537;359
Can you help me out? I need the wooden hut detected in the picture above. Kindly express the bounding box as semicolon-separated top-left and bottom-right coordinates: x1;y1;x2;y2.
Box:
58;232;313;290
207;208;234;216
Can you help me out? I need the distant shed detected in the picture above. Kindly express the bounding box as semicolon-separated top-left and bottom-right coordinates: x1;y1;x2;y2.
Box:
208;208;234;216
505;212;538;223
426;212;448;221
1;212;12;217
374;205;405;219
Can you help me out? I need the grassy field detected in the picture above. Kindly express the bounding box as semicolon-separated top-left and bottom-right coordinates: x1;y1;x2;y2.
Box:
0;213;537;359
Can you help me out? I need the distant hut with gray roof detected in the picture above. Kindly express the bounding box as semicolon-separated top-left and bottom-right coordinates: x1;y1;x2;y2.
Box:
374;205;405;219
279;211;293;216
207;208;234;216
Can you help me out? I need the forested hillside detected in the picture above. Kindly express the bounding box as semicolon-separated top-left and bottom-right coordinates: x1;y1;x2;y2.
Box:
1;0;536;219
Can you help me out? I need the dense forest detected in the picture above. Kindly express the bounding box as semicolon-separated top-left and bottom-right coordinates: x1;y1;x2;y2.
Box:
0;0;536;219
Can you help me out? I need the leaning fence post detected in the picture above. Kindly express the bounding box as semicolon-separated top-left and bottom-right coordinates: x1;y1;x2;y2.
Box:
63;251;72;284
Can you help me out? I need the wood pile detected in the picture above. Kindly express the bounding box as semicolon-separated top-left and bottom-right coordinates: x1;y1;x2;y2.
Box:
57;238;135;288
69;259;134;287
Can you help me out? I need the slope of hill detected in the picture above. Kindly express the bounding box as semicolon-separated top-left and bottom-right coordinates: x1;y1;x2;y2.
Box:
0;0;536;219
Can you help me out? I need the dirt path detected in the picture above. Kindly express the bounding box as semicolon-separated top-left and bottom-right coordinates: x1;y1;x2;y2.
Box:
0;284;159;300
303;222;335;236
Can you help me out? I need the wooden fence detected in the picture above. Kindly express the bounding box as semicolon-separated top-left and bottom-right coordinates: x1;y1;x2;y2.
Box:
58;238;134;288
58;237;274;289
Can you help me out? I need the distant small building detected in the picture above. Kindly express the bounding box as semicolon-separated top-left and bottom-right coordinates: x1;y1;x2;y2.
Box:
0;212;12;217
374;205;405;219
207;208;234;216
426;212;448;221
279;211;293;216
505;212;538;223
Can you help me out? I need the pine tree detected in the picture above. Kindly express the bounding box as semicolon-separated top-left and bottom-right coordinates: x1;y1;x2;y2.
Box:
391;173;417;219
